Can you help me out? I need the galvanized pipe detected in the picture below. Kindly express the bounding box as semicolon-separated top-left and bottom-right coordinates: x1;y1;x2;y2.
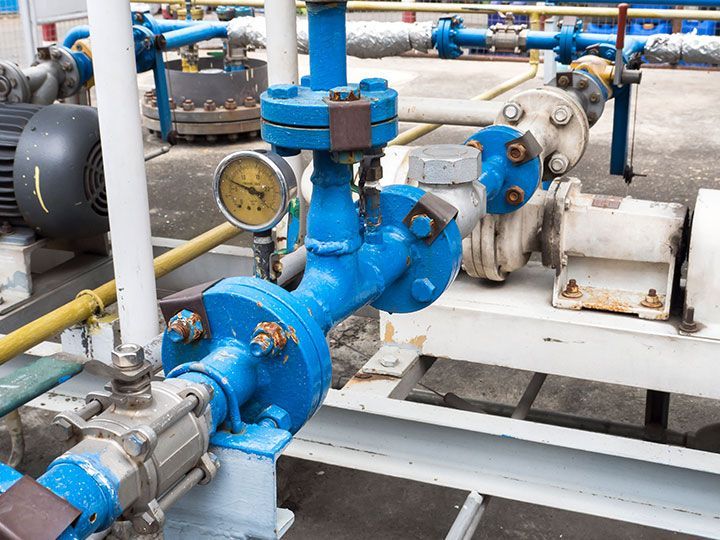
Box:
389;14;540;146
87;0;159;346
0;222;240;366
398;97;502;127
137;0;720;21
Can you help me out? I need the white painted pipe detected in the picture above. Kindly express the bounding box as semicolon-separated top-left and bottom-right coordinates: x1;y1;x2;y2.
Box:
398;97;502;127
264;0;299;85
87;0;159;345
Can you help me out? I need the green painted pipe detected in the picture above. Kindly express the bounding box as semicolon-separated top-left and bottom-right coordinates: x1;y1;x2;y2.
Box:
0;355;84;417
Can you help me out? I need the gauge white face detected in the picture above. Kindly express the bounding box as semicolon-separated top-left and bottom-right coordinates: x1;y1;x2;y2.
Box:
214;151;291;231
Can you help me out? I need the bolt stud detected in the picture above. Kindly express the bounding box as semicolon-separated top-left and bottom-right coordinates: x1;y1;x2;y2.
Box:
640;288;663;309
562;278;583;298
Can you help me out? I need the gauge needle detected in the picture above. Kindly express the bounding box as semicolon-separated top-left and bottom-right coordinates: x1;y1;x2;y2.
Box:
231;181;273;210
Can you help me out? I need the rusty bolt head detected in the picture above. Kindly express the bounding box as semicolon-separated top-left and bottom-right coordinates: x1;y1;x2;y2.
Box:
589;92;601;103
562;278;583;298
577;78;589;90
502;102;523;123
243;96;256;107
250;322;288;358
272;260;283;275
409;214;434;239
505;186;525;206
112;343;144;369
329;86;360;102
203;99;216;111
224;97;237;110
640;288;663;309
181;98;195;111
50;49;62;60
466;140;483;152
587;111;598;123
168;98;176;109
506;143;527;163
557;75;571;88
411;278;436;303
550;105;572;126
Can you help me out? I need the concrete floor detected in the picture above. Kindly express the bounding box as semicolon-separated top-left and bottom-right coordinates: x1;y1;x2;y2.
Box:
3;55;720;539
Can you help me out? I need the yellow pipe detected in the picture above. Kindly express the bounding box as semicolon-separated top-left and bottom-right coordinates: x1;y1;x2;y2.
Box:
390;13;540;146
142;0;720;21
0;222;240;365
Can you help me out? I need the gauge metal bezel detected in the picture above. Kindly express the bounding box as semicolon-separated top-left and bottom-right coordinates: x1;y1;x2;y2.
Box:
213;149;297;232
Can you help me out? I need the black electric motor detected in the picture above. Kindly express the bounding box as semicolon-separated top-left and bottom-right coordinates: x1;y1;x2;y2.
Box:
0;103;109;239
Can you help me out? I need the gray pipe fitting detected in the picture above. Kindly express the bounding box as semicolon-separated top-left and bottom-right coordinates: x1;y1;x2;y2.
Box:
407;144;486;238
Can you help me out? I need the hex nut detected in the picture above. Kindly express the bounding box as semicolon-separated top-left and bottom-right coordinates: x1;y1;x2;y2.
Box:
328;85;360;101
502;102;523;123
550;105;571;126
505;186;525;206
411;278;437;302
359;77;388;92
224;97;238;110
243;96;256;107
409;214;434;239
267;84;299;99
51;417;74;441
548;153;570;175
112;343;144;369
506;143;527;163
181;98;194;111
203;99;216;111
408;144;481;185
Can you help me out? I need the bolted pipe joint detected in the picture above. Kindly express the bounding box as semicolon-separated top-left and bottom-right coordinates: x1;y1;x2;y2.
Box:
250;321;290;357
167;309;205;344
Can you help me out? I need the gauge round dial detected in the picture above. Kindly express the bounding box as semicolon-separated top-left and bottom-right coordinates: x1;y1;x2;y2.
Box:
213;150;296;232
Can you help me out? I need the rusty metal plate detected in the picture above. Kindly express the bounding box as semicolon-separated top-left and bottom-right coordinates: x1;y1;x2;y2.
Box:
159;279;221;339
591;195;623;209
327;99;371;151
0;475;81;540
402;191;459;245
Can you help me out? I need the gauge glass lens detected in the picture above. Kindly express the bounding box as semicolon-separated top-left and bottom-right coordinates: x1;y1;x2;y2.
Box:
218;157;283;227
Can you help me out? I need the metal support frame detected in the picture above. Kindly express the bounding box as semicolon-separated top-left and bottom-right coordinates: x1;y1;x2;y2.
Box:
287;385;720;539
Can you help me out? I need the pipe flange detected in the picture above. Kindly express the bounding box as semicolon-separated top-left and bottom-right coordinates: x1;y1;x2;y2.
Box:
495;87;589;180
39;45;82;99
0;61;30;104
548;70;607;127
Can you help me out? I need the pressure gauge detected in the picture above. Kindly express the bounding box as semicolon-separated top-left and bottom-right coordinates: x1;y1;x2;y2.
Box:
213;150;297;232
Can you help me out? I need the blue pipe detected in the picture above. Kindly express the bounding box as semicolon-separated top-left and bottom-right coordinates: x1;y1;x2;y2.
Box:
63;25;90;48
291;152;410;333
306;1;348;90
0;456;121;540
160;23;227;50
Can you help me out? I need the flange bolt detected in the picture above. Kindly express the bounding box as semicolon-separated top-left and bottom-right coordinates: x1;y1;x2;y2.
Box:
267;84;299;100
502;102;523;123
548;154;570;175
409;214;434;239
505;186;525;206
181;98;194;111
551;105;571;126
411;278;436;302
167;310;205;344
640;288;663;309
506;143;527;163
562;278;583;298
250;322;288;357
224;97;238;110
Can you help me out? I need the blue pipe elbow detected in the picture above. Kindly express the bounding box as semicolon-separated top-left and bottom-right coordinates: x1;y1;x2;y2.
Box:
63;25;90;48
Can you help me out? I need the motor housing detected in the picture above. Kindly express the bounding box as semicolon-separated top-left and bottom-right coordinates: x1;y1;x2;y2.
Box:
0;102;109;239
